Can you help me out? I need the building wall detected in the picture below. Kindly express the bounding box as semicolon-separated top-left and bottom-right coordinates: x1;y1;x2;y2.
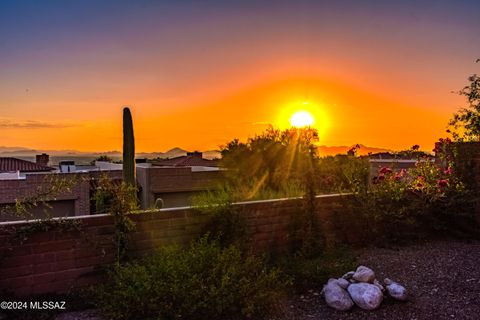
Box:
0;194;347;297
137;166;222;209
0;171;122;221
0;200;75;222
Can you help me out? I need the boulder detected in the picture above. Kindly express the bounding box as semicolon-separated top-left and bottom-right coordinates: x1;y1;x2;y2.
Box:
384;278;408;301
323;278;355;311
342;271;355;280
347;283;383;310
352;266;375;283
336;278;350;289
373;279;385;292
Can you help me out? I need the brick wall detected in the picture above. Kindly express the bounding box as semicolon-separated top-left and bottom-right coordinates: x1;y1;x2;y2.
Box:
0;194;347;297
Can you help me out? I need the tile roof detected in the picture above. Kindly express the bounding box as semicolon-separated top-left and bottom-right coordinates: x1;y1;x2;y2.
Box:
152;155;219;167
0;157;55;173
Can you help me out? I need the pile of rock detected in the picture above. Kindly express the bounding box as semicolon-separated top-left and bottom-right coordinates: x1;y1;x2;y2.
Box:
322;265;407;311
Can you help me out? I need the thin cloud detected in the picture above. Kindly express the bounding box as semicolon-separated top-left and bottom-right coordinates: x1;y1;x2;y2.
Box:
0;119;78;129
251;121;272;126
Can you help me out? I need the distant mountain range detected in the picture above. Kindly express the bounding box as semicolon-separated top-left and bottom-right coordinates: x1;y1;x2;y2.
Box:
0;146;222;164
0;144;390;163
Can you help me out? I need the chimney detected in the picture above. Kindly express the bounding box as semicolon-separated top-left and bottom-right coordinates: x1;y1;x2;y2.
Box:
36;153;49;167
187;151;203;158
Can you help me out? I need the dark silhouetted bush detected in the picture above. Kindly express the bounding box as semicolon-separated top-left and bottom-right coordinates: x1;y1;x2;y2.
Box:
97;237;289;320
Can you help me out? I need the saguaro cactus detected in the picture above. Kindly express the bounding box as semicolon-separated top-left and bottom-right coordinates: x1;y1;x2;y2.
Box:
123;107;136;186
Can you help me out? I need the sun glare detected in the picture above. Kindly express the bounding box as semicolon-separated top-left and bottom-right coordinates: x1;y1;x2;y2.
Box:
290;110;314;127
277;100;329;141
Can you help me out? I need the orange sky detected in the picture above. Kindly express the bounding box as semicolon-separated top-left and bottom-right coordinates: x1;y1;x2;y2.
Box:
1;1;479;153
0;68;469;153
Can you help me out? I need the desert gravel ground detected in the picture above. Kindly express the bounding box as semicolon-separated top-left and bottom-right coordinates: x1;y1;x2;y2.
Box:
48;239;480;320
271;239;480;320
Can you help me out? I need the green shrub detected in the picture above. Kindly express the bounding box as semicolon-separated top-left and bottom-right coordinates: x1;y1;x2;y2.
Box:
316;155;370;193
96;237;289;320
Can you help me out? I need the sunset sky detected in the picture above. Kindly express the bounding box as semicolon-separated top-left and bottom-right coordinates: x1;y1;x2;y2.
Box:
1;0;479;153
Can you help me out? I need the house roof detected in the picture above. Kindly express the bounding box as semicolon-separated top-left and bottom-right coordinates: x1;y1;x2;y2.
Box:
0;157;55;173
152;155;219;167
369;152;434;160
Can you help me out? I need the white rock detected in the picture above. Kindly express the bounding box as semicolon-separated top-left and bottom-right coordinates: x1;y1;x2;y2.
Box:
352;265;376;283
384;278;408;301
336;278;350;289
323;278;355;311
342;271;355;280
347;283;383;310
373;279;385;292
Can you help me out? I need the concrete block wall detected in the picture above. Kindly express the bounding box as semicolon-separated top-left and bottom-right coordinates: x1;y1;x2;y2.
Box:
0;194;347;297
0;215;116;297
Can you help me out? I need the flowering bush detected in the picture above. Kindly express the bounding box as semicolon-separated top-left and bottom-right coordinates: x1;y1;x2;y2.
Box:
372;157;464;201
347;155;477;243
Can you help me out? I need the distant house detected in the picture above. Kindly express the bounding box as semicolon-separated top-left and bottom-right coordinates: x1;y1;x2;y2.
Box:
368;152;434;182
0;152;223;221
0;154;54;178
152;151;219;168
138;152;222;209
0;153;125;221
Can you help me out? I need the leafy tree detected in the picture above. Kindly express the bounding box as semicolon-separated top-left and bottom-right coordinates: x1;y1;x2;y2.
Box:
449;59;480;141
95;155;113;162
220;126;319;200
396;145;432;159
90;155;114;165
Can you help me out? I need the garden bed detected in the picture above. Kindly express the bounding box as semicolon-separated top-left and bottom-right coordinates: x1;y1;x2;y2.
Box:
272;239;480;320
10;239;479;320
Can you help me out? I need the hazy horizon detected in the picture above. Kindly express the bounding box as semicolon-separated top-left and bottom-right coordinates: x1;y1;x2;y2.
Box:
0;143;394;160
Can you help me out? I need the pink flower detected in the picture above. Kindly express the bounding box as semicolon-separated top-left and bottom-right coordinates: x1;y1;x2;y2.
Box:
438;179;449;188
444;167;453;175
379;167;392;174
415;176;425;188
394;169;406;181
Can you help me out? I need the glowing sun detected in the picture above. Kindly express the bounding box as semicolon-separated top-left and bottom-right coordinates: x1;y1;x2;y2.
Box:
289;110;314;127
